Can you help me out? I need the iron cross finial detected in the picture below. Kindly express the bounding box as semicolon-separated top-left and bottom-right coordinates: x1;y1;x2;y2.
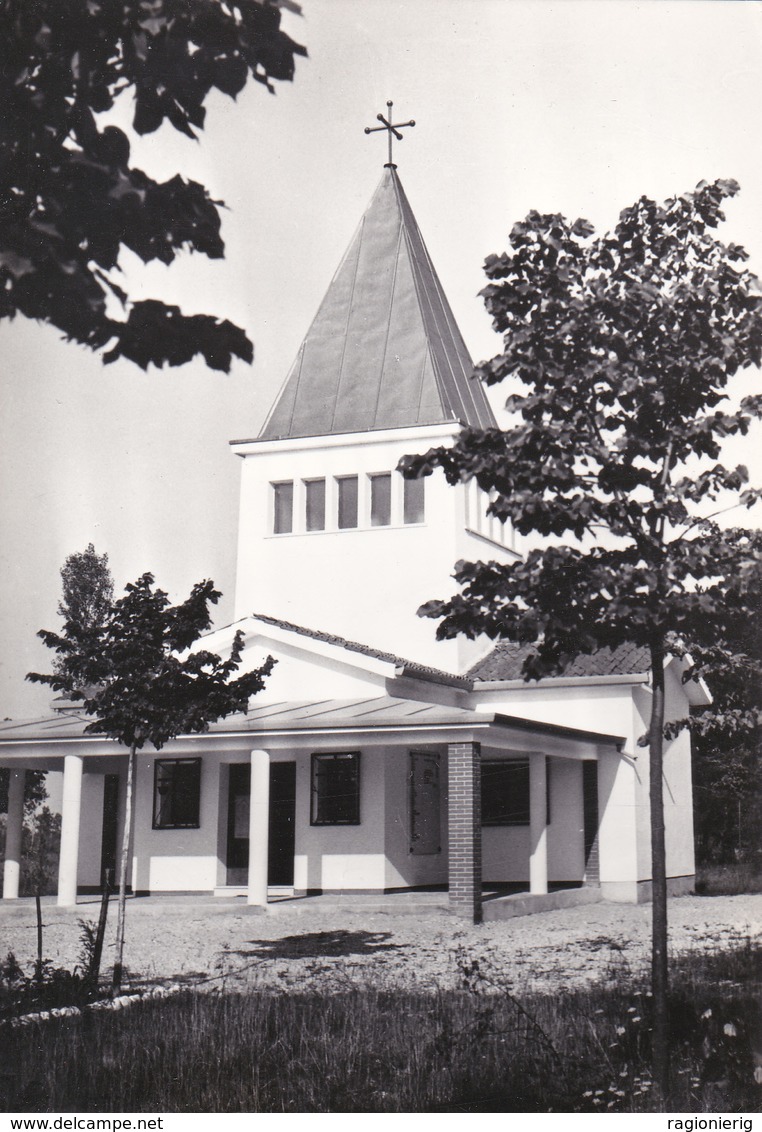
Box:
364;100;415;167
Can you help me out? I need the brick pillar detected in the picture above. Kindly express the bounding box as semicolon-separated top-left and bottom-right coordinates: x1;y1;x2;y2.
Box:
582;760;601;887
447;741;482;923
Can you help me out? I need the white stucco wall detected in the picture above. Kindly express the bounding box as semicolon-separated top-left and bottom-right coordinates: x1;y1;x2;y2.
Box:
597;749;641;899
71;754;128;892
547;757;585;883
480;755;585;883
128;744;394;894
76;772;104;889
383;745;448;889
476;683;645;896
631;670;696;887
232;426;515;674
229;637;390;703
296;745;387;892
132;752;220;893
477;681;637;739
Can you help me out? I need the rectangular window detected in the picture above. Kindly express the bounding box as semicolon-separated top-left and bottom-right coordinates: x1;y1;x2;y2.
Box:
481;760;530;826
305;479;326;532
370;473;392;526
311;752;360;825
272;481;293;534
403;476;425;524
337;476;358;529
153;758;201;829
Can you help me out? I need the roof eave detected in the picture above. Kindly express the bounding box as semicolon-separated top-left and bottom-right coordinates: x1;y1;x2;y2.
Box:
395;664;473;691
474;672;650;691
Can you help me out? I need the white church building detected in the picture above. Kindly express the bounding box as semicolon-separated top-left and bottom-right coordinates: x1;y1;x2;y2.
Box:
0;165;706;922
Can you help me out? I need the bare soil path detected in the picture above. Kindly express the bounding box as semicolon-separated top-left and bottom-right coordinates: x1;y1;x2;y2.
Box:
1;893;759;995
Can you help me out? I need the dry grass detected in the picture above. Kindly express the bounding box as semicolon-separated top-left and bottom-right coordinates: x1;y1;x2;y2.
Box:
2;940;760;1114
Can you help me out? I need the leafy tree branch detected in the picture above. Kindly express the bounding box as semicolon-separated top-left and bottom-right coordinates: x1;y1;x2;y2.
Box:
0;0;306;370
400;177;762;1092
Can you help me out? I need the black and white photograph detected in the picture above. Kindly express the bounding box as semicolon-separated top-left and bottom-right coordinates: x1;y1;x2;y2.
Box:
0;0;760;1120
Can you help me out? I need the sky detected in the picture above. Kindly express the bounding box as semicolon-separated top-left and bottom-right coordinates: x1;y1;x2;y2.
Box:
2;0;762;721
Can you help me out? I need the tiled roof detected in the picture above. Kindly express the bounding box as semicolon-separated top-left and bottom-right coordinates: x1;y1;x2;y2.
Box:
250;613;472;688
257;167;496;440
468;641;651;682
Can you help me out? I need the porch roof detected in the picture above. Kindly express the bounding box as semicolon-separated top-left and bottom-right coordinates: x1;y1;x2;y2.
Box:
0;696;624;751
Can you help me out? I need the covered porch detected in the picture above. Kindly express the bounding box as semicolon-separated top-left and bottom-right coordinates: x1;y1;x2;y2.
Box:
0;698;624;923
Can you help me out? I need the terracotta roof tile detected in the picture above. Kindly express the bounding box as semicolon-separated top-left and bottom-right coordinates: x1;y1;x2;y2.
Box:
468;641;651;682
250;613;472;688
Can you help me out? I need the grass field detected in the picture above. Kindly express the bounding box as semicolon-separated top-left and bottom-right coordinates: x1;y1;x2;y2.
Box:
2;940;759;1113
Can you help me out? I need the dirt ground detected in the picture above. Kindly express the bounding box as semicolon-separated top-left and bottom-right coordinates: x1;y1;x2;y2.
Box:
1;892;759;995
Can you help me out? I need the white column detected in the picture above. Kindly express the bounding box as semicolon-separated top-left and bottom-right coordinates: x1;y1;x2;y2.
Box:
529;754;548;895
3;769;25;899
57;754;83;907
247;749;270;907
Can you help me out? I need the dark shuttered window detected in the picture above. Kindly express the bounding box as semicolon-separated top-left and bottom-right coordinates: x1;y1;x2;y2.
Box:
481;760;530;826
311;752;360;825
153;759;202;829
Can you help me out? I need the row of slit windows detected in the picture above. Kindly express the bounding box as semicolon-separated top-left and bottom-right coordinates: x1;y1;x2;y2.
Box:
151;754;544;830
272;473;425;535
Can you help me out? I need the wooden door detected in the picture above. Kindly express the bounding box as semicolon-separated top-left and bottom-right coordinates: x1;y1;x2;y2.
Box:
100;773;120;890
409;751;441;855
226;762;296;886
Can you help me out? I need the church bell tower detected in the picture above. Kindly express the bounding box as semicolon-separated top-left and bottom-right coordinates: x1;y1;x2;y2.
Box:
230;113;514;673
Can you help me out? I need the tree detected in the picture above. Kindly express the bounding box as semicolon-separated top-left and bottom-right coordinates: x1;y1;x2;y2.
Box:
400;179;762;1094
22;806;62;898
0;545;111;861
55;543;114;681
0;768;47;817
29;573;275;986
689;556;761;866
0;1;306;371
58;543;114;633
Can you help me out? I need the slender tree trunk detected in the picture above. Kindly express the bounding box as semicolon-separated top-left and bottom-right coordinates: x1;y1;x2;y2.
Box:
35;894;43;979
112;744;136;990
649;634;669;1096
90;884;110;990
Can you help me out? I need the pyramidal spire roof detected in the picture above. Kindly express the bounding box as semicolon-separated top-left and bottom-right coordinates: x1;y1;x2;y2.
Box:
258;167;496;441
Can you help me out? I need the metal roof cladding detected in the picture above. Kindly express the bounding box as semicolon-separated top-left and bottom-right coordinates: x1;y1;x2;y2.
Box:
258;166;497;441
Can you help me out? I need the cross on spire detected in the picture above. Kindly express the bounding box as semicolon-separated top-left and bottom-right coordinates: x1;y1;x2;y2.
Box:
364;100;415;167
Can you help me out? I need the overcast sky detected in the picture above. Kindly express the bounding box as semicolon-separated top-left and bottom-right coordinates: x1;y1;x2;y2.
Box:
2;0;761;720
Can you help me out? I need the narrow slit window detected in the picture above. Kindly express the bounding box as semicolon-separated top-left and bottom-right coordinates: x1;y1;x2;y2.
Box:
370;473;392;526
403;476;425;524
305;479;326;532
272;482;293;534
337;476;358;529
